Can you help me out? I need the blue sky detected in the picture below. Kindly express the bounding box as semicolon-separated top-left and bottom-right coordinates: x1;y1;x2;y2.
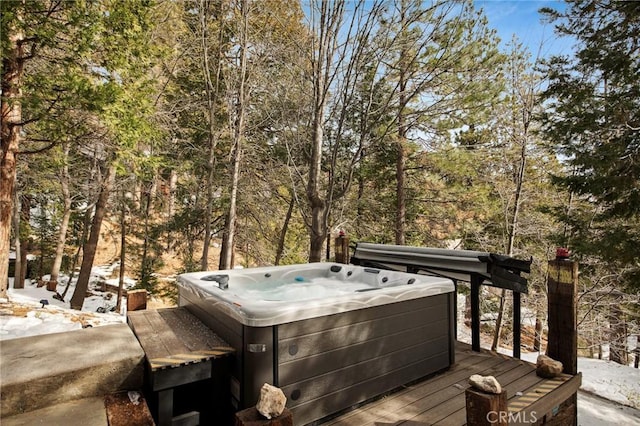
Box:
475;0;573;60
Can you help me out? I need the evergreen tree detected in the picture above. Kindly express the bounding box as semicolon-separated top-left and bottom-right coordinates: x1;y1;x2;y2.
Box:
1;1;104;295
70;0;161;309
540;0;640;290
378;0;504;245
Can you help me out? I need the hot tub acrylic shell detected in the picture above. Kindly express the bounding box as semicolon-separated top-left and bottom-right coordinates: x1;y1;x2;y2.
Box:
177;263;456;425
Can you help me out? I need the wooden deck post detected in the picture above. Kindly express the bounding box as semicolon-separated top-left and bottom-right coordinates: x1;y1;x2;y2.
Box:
46;280;58;292
334;232;350;264
546;255;578;375
546;251;578;426
127;289;148;312
465;388;508;426
470;274;482;352
512;290;521;359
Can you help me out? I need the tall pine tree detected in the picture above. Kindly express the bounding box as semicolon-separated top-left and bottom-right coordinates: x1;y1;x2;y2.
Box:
540;0;640;290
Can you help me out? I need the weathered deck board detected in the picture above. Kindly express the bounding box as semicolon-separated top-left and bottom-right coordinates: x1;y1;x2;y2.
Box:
428;363;536;425
322;342;581;426
324;347;505;426
143;309;191;357
128;307;233;371
157;307;229;351
127;310;169;361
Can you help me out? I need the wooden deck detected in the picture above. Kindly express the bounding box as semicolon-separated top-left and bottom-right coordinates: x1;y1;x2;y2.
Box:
321;341;581;426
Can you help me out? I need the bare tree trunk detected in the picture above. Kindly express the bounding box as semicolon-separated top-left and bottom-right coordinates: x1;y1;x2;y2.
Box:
50;143;72;284
395;53;407;246
219;138;242;269
325;219;331;261
395;134;407;245
166;169;178;251
534;311;544;352
60;209;90;301
598;324;603;359
12;187;22;289
140;185;152;286
220;0;249;270
275;196;295;266
201;137;216;270
307;2;343;263
356;171;365;228
491;140;527;351
0;14;26;297
218;216;230;270
609;304;628;365
18;195;31;287
115;193;126;313
307;97;326;262
200;0;224;270
491;77;532;351
588;310;596;358
168;169;178;219
491;142;527;350
185;191;199;269
492;290;507;351
18;239;29;288
70;164;115;310
308;198;327;262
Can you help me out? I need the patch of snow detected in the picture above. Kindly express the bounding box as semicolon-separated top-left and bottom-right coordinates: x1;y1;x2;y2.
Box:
520;306;539;328
0;311;82;339
578;392;640;426
2;267;132;341
91;263;119;278
8;251;37;261
579;357;640;408
105;276;137;289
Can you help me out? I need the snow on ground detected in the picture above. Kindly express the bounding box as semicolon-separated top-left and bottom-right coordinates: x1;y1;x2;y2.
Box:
578;392;640;426
579;357;640;409
0;309;83;339
1;266;133;340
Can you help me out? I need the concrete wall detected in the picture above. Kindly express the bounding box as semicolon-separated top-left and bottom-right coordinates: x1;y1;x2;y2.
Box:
0;323;145;417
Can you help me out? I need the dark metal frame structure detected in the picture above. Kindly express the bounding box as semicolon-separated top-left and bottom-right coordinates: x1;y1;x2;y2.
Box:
351;243;532;358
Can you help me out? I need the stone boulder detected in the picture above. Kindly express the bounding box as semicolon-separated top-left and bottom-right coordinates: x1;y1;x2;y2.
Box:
468;374;502;394
536;354;563;378
256;383;287;420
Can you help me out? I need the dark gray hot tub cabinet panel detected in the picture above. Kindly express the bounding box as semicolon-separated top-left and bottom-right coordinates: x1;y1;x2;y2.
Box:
180;290;455;426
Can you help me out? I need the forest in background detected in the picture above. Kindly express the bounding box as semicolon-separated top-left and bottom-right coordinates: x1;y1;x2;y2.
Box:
1;0;638;364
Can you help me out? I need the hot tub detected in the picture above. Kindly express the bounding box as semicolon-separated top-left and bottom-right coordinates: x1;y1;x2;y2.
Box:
177;263;455;425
